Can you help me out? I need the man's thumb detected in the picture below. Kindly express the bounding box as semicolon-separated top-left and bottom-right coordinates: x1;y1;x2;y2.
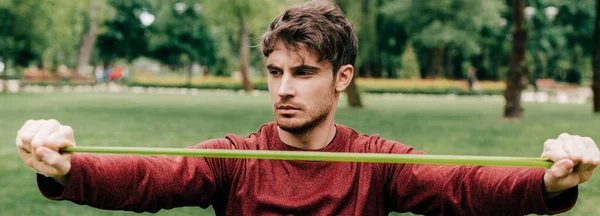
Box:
550;159;574;178
37;147;70;175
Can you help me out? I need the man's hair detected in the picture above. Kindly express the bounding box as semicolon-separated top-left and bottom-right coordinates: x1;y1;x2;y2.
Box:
261;1;358;75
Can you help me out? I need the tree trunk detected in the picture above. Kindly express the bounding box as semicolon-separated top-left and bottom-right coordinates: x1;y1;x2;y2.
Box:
372;0;383;78
337;0;363;108
372;54;382;78
452;52;464;79
1;71;5;93
0;61;5;93
532;51;542;91
186;63;193;88
443;48;453;79
359;64;370;78
346;77;363;108
76;0;99;78
386;64;395;78
260;56;268;77
238;10;253;92
593;0;600;113
419;48;431;78
504;0;528;118
432;47;444;78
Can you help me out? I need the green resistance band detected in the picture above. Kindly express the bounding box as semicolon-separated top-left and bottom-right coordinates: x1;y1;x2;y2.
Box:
60;146;553;168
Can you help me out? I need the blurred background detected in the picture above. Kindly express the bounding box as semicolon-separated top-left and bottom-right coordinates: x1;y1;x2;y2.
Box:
1;0;599;215
0;0;598;108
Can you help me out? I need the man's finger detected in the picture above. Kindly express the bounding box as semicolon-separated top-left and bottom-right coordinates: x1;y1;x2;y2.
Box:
30;120;61;161
557;133;572;141
542;139;569;161
562;139;583;164
578;146;595;172
17;120;37;135
16;120;42;153
16;132;35;153
550;159;574;178
31;120;62;148
44;126;76;151
582;137;600;171
583;137;600;162
33;147;69;176
15;136;30;153
37;147;71;175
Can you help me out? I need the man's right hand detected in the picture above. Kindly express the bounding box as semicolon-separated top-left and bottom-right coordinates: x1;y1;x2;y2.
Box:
16;119;76;185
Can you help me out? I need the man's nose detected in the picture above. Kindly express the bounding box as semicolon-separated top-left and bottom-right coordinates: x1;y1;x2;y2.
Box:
277;73;296;98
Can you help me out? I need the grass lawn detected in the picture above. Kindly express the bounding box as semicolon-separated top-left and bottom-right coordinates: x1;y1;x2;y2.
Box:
1;91;598;215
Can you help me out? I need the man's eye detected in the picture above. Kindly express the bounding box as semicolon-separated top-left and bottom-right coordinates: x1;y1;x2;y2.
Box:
296;71;310;76
269;70;281;75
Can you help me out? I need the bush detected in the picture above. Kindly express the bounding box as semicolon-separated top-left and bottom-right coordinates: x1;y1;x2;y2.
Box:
565;69;582;84
21;74;507;95
128;76;506;95
399;43;420;79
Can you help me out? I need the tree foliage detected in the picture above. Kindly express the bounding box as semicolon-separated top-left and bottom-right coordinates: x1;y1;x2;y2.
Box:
0;0;597;89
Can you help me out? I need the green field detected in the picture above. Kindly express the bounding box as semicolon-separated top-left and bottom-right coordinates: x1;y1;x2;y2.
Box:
1;91;598;215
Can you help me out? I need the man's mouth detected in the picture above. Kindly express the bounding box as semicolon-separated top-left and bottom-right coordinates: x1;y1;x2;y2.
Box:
277;105;300;110
276;104;301;115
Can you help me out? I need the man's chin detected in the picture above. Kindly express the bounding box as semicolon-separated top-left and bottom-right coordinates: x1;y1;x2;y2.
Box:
276;118;310;133
274;110;330;134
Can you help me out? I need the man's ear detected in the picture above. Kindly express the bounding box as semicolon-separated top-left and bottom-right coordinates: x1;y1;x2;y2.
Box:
334;65;354;92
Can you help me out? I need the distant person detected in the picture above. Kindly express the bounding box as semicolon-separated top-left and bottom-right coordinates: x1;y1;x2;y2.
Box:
15;1;598;215
94;66;104;83
109;66;121;81
467;66;480;92
102;66;112;81
121;65;129;79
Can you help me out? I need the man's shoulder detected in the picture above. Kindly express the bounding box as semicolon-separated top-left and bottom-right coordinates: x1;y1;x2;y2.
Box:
187;122;276;150
337;124;421;155
214;122;278;150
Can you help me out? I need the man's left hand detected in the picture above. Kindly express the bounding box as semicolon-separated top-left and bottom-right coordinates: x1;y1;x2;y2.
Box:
542;133;599;193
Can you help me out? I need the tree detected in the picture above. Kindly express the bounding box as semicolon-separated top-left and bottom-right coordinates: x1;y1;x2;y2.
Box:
149;0;216;87
336;0;363;108
203;1;256;92
593;0;600;113
504;0;528;118
0;0;13;92
339;0;407;79
202;0;305;92
75;0;100;77
399;43;420;79
237;3;253;92
2;0;87;71
96;0;153;65
383;0;504;78
354;0;381;78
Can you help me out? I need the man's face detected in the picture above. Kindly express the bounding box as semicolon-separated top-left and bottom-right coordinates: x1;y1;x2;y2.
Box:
266;41;337;133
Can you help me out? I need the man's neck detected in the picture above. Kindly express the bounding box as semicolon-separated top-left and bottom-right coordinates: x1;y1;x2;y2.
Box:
277;120;337;150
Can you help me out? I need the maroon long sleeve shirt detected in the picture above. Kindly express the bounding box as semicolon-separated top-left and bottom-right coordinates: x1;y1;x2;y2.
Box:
38;122;577;215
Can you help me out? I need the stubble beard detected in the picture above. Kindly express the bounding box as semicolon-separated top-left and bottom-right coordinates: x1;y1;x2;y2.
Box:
275;90;335;135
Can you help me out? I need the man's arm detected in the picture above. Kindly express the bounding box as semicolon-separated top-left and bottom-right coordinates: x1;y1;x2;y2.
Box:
386;163;577;215
372;135;595;215
36;147;233;213
16;119;237;213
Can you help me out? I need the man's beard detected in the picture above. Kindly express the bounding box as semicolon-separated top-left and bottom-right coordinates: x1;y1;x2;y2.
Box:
277;106;331;134
275;91;334;134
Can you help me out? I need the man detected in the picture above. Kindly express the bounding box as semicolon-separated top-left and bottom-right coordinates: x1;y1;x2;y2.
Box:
15;1;599;215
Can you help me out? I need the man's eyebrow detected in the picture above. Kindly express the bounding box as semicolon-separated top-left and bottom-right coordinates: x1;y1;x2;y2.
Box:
266;64;321;72
291;65;320;72
266;64;281;70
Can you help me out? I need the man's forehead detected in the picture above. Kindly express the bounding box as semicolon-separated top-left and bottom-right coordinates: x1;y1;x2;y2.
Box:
266;41;331;68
